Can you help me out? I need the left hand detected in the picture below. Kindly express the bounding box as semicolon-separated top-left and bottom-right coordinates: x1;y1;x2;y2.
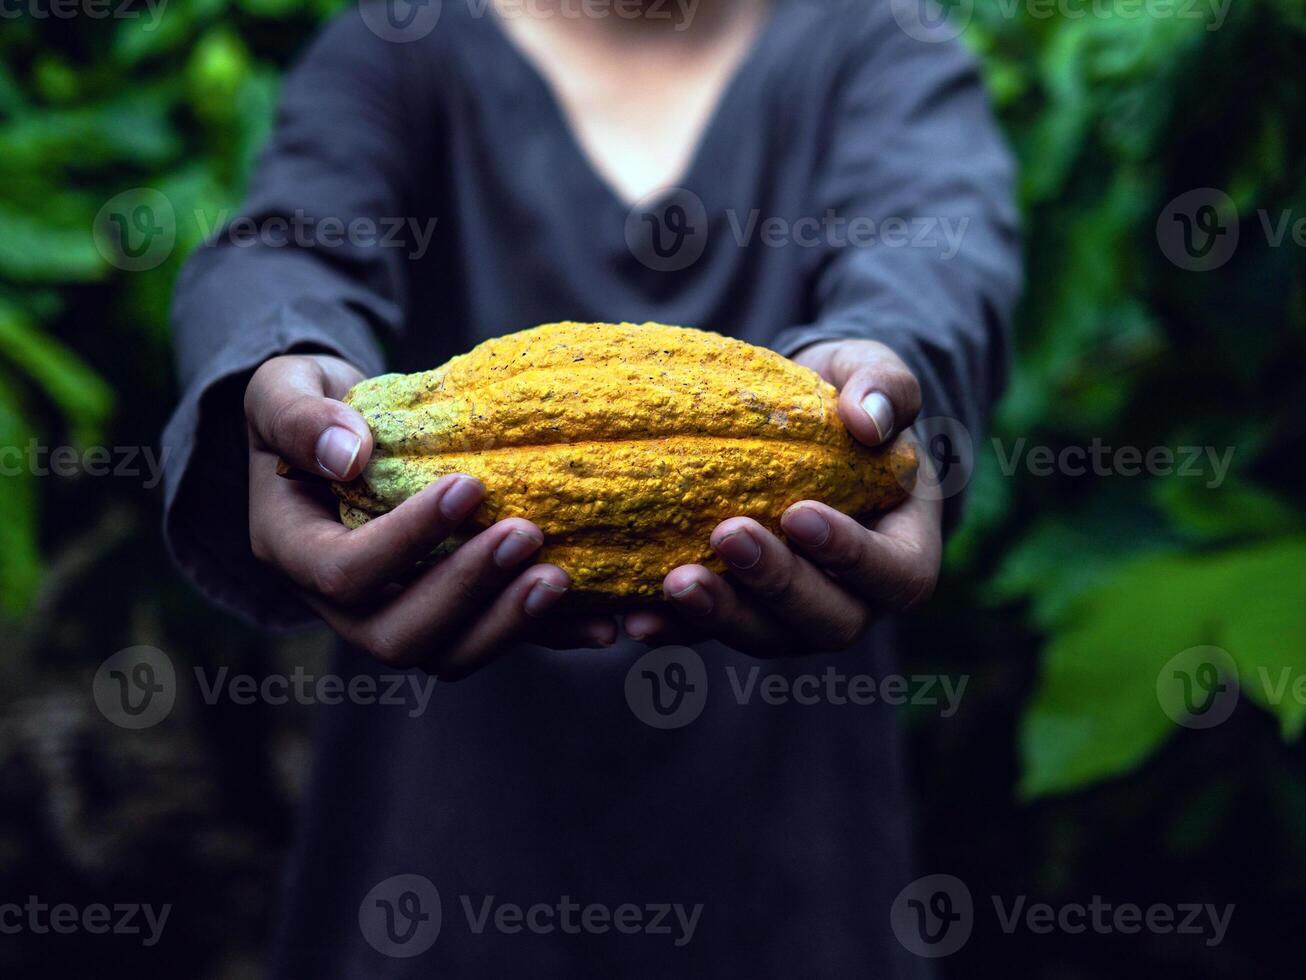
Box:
623;339;943;655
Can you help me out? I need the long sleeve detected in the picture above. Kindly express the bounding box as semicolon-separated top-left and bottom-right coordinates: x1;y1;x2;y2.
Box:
161;11;425;627
771;4;1022;527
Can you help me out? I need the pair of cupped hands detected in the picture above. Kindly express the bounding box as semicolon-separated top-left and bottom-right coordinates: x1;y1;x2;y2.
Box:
246;340;942;679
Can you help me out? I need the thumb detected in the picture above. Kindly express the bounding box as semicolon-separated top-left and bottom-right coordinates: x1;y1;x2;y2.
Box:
826;343;923;448
244;355;372;480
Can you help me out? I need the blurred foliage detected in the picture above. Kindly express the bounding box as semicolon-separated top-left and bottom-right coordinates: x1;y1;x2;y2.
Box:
0;3;342;976
910;1;1305;972
0;0;1303;976
0;0;333;620
950;0;1306;796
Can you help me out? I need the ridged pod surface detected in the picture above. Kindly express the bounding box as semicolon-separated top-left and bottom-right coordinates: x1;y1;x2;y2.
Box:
332;322;918;603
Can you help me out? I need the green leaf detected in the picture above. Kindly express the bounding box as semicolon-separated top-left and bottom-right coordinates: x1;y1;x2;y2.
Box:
187;27;253;126
33;55;79;105
1001;173;1160;434
1019;24;1093;204
1020;539;1306;799
0;299;114;445
986;497;1174;628
0;92;181;174
1019;550;1206;799
0;203;106;283
0;60;26;114
112;0;230;67
0;381;42;618
233;69;280;186
1210;544;1306;740
1153;477;1303;543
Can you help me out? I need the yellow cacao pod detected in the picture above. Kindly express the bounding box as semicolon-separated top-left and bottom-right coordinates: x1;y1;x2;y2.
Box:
332;322;917;603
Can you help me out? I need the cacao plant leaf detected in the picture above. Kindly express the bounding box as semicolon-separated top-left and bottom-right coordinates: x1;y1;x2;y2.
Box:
1020;539;1306;799
986;497;1175;629
1153;477;1303;543
1208;542;1306;740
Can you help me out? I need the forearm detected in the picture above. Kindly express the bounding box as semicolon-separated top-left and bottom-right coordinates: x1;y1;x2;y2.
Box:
773;9;1021;527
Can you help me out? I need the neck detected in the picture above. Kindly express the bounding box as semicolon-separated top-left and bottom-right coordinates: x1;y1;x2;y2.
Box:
489;0;767;46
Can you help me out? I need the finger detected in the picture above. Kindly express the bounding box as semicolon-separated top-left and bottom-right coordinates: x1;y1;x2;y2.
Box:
662;565;792;657
263;473;486;605
708;517;870;649
528;614;620;650
244;356;372;480
433;564;575;679
622;607;708;647
312;517;548;669
248;434;365;575
780;496;941;612
824;343;922;446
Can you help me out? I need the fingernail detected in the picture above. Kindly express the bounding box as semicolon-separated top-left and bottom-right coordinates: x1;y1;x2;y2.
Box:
524;579;567;616
315;427;362;479
438;476;484;521
861;391;894;443
784;507;831;547
669;581;714;615
494;528;542;569
715;529;761;570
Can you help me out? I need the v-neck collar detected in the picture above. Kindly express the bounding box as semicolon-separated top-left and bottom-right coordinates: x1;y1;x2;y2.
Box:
477;1;784;212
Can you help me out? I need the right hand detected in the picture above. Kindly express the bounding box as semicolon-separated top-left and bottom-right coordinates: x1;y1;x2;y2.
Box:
244;353;617;678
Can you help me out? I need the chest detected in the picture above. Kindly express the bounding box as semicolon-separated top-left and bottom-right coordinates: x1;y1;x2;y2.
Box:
490;9;772;206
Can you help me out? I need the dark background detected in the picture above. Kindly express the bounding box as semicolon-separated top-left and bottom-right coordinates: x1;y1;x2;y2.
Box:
0;0;1303;975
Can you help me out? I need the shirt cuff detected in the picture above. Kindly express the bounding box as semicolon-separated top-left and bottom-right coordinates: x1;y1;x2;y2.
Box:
161;303;384;630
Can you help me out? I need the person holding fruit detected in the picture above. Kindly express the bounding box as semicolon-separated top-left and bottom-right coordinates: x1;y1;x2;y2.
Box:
165;0;1019;973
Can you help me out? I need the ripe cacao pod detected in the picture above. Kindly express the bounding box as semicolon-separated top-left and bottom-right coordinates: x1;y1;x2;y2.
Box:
332;322;917;603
